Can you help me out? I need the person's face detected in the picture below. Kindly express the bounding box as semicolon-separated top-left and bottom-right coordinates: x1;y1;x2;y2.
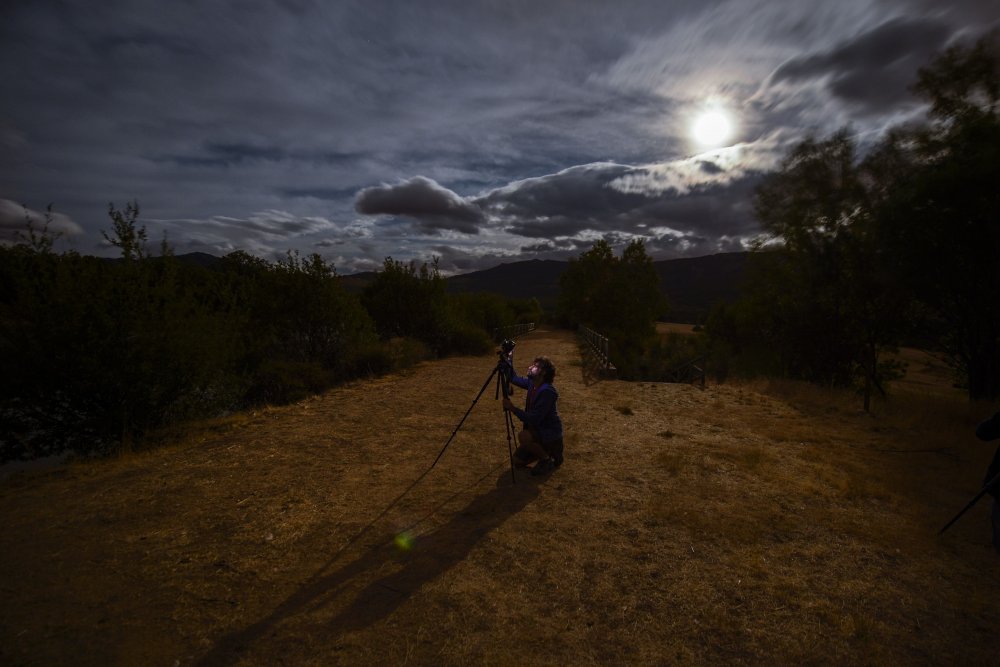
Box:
527;362;545;384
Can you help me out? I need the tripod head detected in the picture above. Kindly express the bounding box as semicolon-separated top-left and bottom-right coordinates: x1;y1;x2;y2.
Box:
496;338;515;396
497;338;515;362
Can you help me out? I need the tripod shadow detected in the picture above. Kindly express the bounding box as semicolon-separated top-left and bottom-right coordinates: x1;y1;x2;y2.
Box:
198;470;538;665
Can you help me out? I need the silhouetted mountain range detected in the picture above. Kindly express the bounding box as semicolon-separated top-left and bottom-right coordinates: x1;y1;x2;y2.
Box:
170;251;751;324
341;252;751;323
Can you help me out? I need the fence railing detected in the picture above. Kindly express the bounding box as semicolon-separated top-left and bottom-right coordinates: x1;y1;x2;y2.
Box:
493;323;535;342
665;354;707;388
579;325;617;377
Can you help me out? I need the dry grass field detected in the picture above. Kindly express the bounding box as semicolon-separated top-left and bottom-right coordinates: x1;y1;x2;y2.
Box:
2;328;999;666
655;322;697;336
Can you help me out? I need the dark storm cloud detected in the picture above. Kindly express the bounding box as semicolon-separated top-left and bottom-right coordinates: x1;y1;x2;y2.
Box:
473;159;763;250
481;164;641;219
640;179;763;237
354;177;485;234
772;17;953;113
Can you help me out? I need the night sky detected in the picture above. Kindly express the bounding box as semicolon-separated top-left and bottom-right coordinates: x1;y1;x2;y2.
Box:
2;1;997;274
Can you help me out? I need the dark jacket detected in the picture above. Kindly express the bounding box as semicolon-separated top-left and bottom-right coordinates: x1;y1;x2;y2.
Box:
509;373;563;444
976;411;1000;496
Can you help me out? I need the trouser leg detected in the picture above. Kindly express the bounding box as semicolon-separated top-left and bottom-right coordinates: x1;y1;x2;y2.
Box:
992;499;1000;555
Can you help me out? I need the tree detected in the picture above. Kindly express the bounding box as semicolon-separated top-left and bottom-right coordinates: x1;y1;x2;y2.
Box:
102;200;147;261
557;239;666;376
557;239;616;329
270;250;376;372
14;203;62;254
748;130;911;407
361;257;489;356
881;31;1000;399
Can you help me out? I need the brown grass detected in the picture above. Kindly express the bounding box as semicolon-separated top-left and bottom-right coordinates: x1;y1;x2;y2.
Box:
656;322;697;336
1;328;999;666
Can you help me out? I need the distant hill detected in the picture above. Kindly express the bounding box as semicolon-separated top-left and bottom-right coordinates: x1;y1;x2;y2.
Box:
445;259;567;303
444;253;751;323
653;252;751;323
173;251;752;324
173;252;224;269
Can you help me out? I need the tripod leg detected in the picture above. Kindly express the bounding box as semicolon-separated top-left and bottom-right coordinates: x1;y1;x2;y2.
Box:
939;469;1000;535
431;365;499;469
498;370;517;484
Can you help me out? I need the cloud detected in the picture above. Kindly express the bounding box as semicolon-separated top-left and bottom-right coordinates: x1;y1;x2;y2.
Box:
354;176;485;234
771;17;952;114
606;144;768;196
157;142;360;169
473;154;765;254
148;209;347;258
0;199;84;244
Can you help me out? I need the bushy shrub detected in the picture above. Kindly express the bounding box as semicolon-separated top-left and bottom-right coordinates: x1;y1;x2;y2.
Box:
349;337;432;377
624;332;707;381
245;360;331;405
444;320;494;356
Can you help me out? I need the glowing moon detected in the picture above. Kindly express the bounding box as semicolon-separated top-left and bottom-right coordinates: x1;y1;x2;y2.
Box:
691;109;733;147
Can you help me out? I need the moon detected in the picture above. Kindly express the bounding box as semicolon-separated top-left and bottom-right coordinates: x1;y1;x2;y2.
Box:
691;109;733;147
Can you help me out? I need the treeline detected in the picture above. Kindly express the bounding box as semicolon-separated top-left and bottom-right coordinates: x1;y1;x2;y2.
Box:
707;32;1000;405
0;207;540;462
556;238;680;379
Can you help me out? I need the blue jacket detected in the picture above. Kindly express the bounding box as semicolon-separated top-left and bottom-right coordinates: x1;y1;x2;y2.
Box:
978;411;1000;496
509;373;563;444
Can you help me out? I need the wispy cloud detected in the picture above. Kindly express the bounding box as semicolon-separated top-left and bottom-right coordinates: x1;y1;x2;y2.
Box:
0;199;83;245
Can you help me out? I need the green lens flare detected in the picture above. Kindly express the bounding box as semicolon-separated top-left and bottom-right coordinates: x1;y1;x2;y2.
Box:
394;531;414;552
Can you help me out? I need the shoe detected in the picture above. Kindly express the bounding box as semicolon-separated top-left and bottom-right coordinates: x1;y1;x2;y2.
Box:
531;458;555;476
553;454;563;468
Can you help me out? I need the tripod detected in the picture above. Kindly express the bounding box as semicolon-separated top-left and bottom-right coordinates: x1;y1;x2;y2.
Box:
939;469;1000;535
430;345;520;483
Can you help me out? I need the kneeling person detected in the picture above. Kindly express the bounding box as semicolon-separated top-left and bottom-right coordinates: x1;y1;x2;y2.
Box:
502;356;564;476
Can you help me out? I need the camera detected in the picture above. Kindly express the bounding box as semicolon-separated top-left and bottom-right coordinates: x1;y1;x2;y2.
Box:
497;339;515;376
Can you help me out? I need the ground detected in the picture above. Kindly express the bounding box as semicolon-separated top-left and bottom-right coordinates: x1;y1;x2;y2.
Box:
2;328;999;666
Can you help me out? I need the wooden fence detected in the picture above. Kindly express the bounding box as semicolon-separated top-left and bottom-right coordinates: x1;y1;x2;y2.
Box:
579;325;617;378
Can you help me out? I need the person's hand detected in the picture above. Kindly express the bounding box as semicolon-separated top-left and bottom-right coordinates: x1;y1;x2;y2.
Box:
502;398;514;412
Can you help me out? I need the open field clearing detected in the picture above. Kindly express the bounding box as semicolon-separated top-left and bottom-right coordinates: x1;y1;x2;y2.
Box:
656;322;697;336
2;328;999;665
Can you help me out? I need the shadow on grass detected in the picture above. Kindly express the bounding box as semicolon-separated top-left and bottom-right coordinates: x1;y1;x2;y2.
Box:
197;469;538;665
578;353;612;387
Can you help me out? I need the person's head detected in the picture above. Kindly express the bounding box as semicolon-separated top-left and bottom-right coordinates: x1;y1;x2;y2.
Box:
529;356;556;384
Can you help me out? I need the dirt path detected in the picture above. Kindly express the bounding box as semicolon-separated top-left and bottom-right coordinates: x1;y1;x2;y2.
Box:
2;328;999;665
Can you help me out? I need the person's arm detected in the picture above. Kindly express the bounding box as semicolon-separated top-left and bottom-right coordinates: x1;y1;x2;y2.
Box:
510;374;530;390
